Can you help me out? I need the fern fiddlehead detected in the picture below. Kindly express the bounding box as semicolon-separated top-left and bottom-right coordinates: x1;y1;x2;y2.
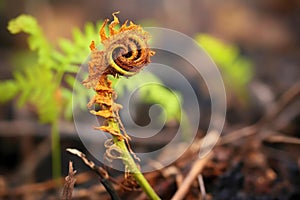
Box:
82;12;160;199
83;11;154;143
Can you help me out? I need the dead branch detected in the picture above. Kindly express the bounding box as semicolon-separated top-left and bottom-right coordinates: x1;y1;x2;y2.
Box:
10;135;52;186
171;151;213;200
66;148;121;200
263;131;300;145
262;81;300;124
198;174;207;200
0;171;102;198
62;161;77;200
220;81;300;145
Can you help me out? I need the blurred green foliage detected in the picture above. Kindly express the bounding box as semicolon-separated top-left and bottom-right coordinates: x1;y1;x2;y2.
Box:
195;34;253;102
111;71;183;123
2;14;103;178
1;14;188;177
0;13;254;181
111;72;191;137
1;14;184;125
2;14;96;123
0;15;254;137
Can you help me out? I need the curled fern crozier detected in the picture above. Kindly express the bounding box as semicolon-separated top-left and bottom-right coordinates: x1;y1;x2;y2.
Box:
83;11;155;89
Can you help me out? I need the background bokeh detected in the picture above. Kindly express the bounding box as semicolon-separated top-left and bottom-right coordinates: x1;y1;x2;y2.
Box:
0;0;299;199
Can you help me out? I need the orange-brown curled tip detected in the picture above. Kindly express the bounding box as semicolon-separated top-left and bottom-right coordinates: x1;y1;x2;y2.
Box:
112;11;120;17
89;41;96;50
150;50;156;56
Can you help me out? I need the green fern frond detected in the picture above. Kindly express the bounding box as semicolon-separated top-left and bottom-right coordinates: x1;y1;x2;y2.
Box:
111;71;183;122
0;80;19;103
54;21;101;67
195;34;253;101
4;15;104;122
12;65;59;123
5;14;187;126
8;15;55;69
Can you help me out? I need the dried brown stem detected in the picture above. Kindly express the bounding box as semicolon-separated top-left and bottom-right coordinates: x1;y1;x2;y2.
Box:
171;151;213;200
198;174;207;200
262;81;300;124
0;171;106;198
220;81;300;145
263;132;300;145
62;161;77;200
11;135;52;186
66;148;121;200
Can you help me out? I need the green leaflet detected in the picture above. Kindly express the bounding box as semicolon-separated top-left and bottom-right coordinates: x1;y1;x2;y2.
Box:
8;15;54;68
0;80;19;103
195;34;253;102
2;15;102;122
110;71;183;123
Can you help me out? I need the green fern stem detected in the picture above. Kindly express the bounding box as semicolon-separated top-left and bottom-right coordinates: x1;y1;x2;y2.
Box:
51;120;61;182
109;120;161;200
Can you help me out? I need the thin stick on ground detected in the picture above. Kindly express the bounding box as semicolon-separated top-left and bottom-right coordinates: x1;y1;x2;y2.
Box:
262;81;300;124
263;132;300;145
10;134;52;185
0;171;117;198
66;148;121;200
198;174;207;200
171;151;213;200
220;80;300;146
62;161;77;200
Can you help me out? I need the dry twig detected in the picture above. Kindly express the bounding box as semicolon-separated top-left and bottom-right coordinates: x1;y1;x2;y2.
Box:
198;174;207;200
220;81;300;145
66;148;121;200
10;135;52;186
171;151;213;200
62;161;77;200
263;132;300;145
